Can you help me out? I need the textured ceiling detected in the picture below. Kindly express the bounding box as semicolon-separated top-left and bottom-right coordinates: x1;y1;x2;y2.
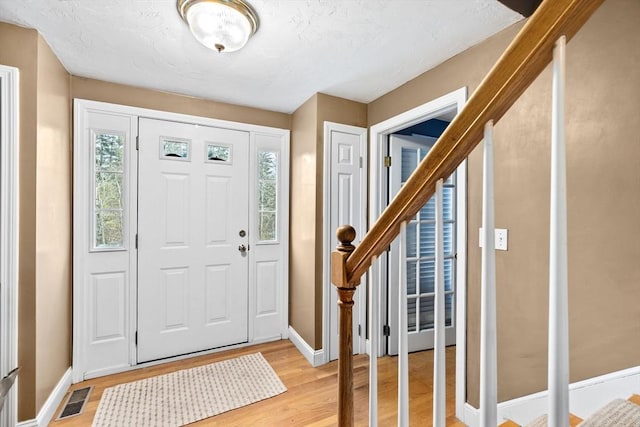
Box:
0;1;523;113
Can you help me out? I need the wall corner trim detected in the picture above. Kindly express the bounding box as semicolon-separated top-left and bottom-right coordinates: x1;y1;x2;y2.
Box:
18;367;72;427
461;365;640;426
288;326;325;367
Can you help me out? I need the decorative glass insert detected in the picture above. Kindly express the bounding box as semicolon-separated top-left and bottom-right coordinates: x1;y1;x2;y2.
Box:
93;132;125;249
257;150;279;241
206;144;231;162
161;138;190;160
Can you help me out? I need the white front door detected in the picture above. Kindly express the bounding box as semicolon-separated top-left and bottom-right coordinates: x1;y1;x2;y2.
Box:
137;118;249;362
388;134;457;354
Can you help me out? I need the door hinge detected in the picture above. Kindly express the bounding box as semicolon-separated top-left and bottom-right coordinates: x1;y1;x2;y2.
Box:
136;135;139;150
383;325;391;336
358;324;362;337
135;234;138;249
359;156;363;169
135;331;138;345
384;156;391;167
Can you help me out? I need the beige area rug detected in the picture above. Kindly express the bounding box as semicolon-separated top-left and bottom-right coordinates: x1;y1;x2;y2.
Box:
92;352;287;427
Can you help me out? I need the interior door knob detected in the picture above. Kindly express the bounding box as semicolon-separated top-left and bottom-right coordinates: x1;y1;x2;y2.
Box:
238;244;247;253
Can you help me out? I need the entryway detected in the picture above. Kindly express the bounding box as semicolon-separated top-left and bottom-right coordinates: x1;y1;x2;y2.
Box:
367;87;468;416
73;100;289;381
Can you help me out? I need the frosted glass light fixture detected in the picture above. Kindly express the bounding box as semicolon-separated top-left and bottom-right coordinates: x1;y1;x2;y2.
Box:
177;0;259;53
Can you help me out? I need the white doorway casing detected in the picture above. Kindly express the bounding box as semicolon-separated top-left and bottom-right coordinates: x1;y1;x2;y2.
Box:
73;100;290;382
322;122;368;364
0;64;19;427
368;87;468;419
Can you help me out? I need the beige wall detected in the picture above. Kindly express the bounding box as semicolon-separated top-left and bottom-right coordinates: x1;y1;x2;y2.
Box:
290;94;319;347
0;24;73;421
289;93;367;349
35;35;72;411
71;77;290;130
0;22;39;420
369;0;640;407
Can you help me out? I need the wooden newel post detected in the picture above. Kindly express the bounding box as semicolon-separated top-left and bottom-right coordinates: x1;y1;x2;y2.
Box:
331;225;360;427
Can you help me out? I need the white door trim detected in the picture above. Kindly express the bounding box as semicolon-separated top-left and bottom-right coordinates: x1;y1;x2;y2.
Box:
0;64;19;427
367;87;468;418
322;121;368;364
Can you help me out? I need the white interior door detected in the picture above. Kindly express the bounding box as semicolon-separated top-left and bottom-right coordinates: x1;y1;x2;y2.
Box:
137;118;249;362
388;134;457;355
324;122;367;362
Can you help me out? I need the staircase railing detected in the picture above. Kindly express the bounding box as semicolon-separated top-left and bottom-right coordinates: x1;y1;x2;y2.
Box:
330;0;605;425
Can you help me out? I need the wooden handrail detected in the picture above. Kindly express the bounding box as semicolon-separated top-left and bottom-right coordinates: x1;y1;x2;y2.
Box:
330;0;605;425
342;0;605;285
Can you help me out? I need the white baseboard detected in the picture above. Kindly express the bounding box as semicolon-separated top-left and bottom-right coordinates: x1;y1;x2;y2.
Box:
288;326;325;367
17;367;72;427
461;365;640;426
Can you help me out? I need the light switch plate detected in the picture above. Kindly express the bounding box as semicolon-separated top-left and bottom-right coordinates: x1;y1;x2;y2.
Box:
479;228;509;251
495;228;508;250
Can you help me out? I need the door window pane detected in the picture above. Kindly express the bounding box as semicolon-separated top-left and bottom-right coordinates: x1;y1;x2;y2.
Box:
406;221;417;258
408;297;417;332
419;260;435;294
406;260;417;295
95;134;124;171
419;296;435;331
257;150;278;242
445;293;454;327
161;138;190;160
93;132;125;250
95;211;124;248
95;172;124;209
206;144;231;162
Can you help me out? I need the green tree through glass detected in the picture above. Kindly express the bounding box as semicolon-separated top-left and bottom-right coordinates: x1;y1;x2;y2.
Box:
258;151;278;241
95;133;125;248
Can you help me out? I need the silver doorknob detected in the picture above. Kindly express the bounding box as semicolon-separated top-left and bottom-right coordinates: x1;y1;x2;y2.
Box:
238;244;247;253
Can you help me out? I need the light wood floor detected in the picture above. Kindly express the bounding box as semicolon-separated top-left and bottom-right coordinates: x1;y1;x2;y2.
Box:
50;340;464;426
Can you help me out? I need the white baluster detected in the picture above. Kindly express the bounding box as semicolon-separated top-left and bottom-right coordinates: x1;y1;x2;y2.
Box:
433;178;446;427
549;35;569;427
398;221;409;427
369;255;379;427
480;120;497;427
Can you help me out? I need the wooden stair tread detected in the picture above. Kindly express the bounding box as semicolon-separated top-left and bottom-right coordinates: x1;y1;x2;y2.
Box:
629;394;640;405
569;413;583;426
499;413;582;427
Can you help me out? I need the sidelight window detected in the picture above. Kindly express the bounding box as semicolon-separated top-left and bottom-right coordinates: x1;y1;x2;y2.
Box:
257;150;279;242
93;131;125;250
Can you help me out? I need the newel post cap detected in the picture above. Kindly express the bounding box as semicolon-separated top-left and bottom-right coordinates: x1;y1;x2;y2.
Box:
336;225;356;253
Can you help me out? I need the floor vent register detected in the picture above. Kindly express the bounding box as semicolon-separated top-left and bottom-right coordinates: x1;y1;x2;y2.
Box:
56;386;92;420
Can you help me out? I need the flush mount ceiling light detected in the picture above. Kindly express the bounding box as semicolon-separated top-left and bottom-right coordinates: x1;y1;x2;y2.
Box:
177;0;259;53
